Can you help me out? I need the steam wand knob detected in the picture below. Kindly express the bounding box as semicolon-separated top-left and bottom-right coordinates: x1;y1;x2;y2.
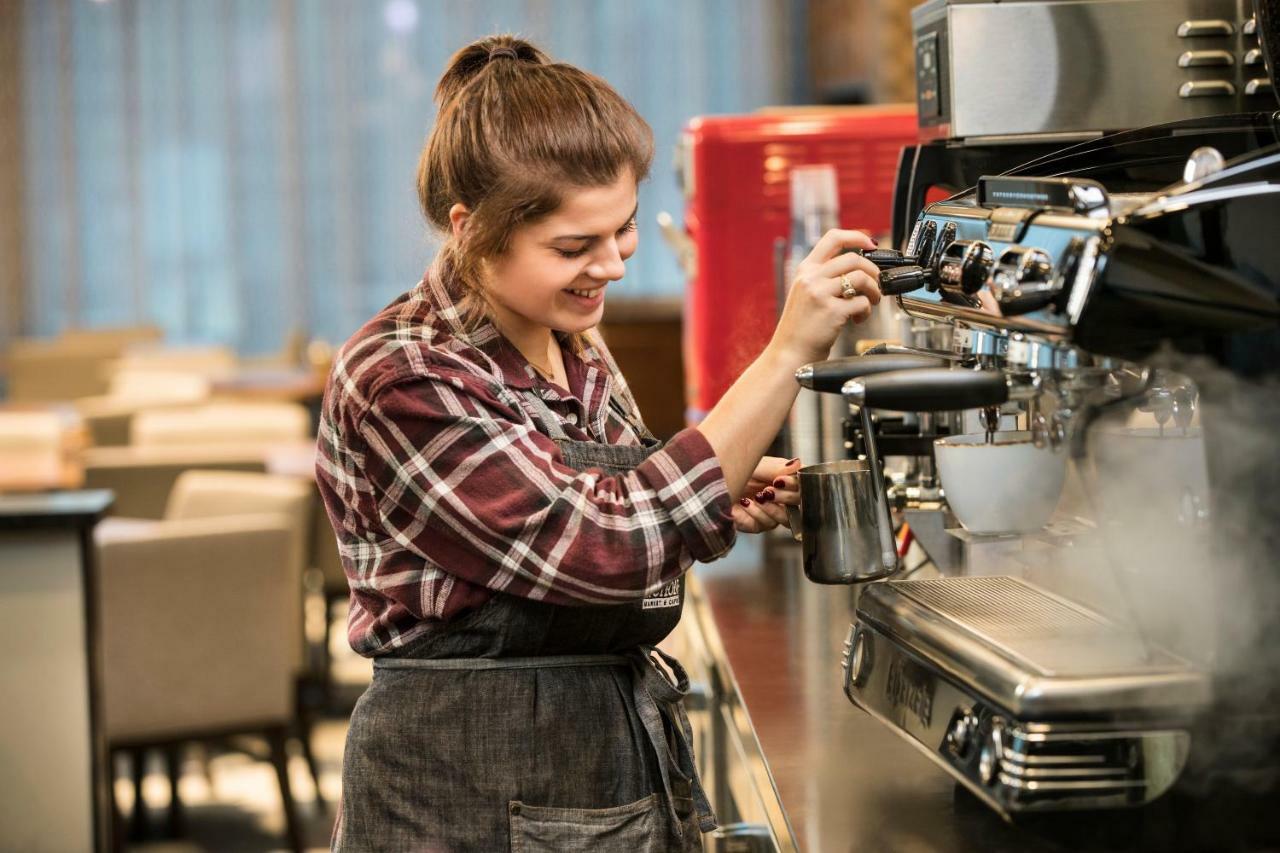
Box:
880;265;933;296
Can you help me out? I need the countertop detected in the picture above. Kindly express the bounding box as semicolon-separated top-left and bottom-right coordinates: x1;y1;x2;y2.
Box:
0;489;113;532
692;538;1280;853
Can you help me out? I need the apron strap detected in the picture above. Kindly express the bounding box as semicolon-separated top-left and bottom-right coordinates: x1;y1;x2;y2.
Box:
628;646;718;839
520;389;572;441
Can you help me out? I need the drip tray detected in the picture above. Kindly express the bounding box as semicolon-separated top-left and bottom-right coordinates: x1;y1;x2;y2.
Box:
855;576;1210;718
843;576;1212;813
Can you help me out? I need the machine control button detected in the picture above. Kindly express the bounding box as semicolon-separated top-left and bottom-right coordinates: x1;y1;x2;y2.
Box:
979;717;1007;786
1244;15;1258;35
1245;47;1265;66
1183;146;1226;183
1179;80;1237;98
913;220;938;269
936;240;995;297
1178;49;1234;67
934;223;957;260
1177;19;1234;37
946;712;979;758
847;627;871;688
1246;78;1274;96
991;246;1058;314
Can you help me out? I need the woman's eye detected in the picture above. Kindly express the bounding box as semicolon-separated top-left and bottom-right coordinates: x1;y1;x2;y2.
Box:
555;246;589;259
618;218;637;234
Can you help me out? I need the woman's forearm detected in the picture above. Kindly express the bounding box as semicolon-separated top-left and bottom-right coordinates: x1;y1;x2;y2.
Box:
695;228;882;499
695;343;807;499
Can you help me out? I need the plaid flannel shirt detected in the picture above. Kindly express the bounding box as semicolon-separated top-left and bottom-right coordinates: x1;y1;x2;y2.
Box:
315;264;736;656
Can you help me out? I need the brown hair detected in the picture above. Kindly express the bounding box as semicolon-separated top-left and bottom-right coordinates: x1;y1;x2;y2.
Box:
417;35;654;347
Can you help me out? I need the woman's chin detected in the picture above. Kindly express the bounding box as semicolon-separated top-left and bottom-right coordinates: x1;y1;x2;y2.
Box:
552;309;605;334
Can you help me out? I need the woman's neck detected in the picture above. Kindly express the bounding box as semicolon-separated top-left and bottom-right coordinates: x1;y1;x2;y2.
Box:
490;305;564;383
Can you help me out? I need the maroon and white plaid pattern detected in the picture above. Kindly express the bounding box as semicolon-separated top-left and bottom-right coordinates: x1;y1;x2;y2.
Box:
316;264;735;656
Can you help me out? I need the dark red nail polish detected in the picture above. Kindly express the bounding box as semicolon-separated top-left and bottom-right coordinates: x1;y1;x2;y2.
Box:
773;478;786;489
739;498;752;508
756;489;775;503
871;238;879;247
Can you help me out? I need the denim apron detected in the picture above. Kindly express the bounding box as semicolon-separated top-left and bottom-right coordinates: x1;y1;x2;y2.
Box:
334;388;716;852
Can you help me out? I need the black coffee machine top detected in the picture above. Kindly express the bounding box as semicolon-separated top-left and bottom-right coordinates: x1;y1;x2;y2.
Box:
878;113;1280;368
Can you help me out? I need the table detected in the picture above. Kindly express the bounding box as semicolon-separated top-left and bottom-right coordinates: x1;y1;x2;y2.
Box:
0;490;114;852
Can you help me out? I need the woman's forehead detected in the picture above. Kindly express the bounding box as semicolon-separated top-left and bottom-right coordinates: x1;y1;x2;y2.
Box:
538;176;637;237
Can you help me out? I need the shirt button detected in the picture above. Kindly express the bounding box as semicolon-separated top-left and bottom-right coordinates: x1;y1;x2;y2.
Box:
565;413;578;425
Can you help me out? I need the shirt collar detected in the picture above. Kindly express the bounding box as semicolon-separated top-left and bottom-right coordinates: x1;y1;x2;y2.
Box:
418;259;612;400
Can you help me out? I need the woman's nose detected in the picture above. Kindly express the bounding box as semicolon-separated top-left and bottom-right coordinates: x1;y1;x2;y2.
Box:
585;240;626;282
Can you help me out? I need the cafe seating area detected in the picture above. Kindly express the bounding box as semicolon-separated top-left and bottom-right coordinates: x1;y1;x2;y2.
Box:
0;326;357;851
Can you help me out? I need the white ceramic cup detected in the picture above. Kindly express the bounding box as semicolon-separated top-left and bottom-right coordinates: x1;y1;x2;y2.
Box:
934;430;1068;535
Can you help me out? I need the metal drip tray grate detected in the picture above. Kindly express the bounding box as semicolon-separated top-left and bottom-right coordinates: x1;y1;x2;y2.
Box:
893;576;1177;676
857;576;1209;715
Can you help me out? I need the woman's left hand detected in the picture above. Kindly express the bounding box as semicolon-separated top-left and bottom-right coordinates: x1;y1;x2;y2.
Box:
732;456;802;534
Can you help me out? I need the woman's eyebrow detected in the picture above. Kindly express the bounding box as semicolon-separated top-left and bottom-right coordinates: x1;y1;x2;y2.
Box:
551;204;639;241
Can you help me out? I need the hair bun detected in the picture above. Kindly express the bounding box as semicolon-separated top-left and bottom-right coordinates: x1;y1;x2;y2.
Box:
435;35;548;106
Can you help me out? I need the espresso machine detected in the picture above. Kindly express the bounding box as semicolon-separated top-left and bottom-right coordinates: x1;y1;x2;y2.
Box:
792;0;1280;815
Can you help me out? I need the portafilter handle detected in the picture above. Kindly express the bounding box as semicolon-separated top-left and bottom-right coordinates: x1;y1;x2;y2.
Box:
794;352;948;394
841;368;1009;412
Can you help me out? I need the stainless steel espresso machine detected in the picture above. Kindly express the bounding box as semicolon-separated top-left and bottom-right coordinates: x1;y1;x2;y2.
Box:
793;1;1280;818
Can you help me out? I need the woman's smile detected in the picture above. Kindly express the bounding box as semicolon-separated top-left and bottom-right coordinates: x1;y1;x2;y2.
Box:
563;284;606;307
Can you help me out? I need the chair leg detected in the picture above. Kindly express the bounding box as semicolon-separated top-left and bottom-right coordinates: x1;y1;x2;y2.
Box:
321;592;338;706
109;751;126;853
164;743;186;838
295;714;327;814
267;725;305;853
128;747;150;842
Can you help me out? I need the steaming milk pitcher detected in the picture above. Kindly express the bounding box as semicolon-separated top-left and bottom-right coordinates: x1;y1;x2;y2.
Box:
798;459;897;584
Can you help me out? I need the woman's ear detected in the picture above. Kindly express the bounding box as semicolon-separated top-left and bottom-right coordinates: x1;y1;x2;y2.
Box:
449;203;471;239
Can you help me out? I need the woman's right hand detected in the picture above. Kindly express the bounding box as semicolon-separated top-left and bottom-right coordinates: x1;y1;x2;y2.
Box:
769;229;883;369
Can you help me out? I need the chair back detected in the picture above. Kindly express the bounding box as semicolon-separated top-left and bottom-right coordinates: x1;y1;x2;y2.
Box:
5;339;114;401
95;516;298;742
0;411;73;487
131;402;310;447
165;470;315;666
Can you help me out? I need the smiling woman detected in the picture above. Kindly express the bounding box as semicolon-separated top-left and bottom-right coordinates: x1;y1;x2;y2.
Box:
315;32;880;853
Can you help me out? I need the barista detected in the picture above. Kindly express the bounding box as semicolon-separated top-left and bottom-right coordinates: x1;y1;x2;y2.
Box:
315;34;882;852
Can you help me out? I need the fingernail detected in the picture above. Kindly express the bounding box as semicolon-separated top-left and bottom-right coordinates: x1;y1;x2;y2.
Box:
739;498;752;508
773;478;786;489
786;457;800;466
871;238;879;247
756;488;775;503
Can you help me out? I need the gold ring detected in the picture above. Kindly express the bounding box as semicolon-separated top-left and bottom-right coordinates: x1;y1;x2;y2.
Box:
839;273;857;299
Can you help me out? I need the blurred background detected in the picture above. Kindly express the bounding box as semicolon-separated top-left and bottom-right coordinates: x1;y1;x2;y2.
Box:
0;1;918;851
0;0;915;357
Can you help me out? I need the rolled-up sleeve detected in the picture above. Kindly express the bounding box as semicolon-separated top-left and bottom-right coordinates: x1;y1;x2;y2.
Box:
355;369;735;606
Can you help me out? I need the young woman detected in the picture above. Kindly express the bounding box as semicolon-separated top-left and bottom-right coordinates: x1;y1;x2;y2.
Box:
315;34;882;852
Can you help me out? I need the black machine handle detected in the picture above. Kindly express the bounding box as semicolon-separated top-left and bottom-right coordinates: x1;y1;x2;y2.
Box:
879;265;932;295
795;352;948;394
843;368;1009;412
859;248;919;269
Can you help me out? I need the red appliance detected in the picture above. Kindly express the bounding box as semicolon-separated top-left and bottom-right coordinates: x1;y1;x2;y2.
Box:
677;106;919;423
